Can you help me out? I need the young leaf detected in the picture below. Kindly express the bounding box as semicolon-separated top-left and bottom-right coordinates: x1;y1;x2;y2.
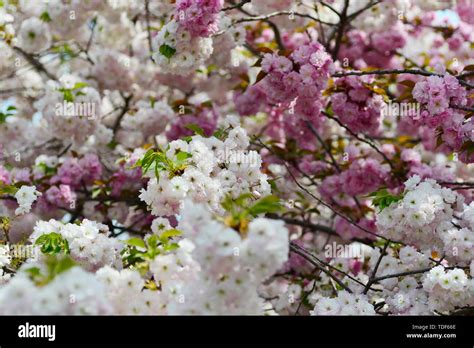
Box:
159;229;182;240
159;44;176;59
368;189;403;211
125;237;146;249
247;195;282;216
185;124;206;137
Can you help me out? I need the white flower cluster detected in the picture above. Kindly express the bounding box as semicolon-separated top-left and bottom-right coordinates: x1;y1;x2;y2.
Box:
18;0;96;40
0;117;47;164
35;74;101;144
152;20;213;75
377;176;474;267
29;219;123;271
0;7;15;45
14;185;41;215
350;0;410;31
369;245;431;290
121;100;173;140
95;266;165;315
0;245;11;267
384;276;430;315
149;239;201;310
441;202;474;264
0;266;112;315
271;283;302;313
422;266;474;313
17;17;51;53
376;176;463;250
310;291;375;315
90;49;135;93
0;245;12;284
139;126;271;216
375;245;474;315
164;201;289;314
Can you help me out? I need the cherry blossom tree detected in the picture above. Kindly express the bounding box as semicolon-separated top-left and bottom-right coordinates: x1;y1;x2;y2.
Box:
0;0;473;315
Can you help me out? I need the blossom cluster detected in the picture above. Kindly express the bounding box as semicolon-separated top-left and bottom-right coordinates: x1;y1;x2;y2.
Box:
167;201;289;314
413;74;467;117
29;219;122;271
331;75;386;136
422;266;474;313
14;185;41;215
376;176;461;248
1;0;474;318
34;74;101;144
139;124;271;216
175;0;223;38
235;42;334;149
0;266;112;315
152;0;223;75
311;291;375;315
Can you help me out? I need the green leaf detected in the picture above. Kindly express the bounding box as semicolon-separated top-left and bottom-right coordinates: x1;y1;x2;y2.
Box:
235;193;254;206
0;216;10;231
58;88;74;102
25;267;42;278
0;182;18;196
147;234;159;250
72;82;88;90
50;256;75;275
35;232;70;255
0;106;15;124
159;229;182;240
159;44;176;59
175;151;192;162
213;128;227;140
185;123;206;137
40;11;52;22
247;195;282;216
163;243;179;252
125;237;146;249
36;162;57;176
368;188;403;212
26;256;76;286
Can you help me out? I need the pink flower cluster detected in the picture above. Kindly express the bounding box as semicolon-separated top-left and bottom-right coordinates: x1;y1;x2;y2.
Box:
341;158;390;196
456;0;474;25
234;84;267;116
261;43;333;105
413;75;467;117
110;156;144;198
235;43;333;150
405;74;474;163
236;42;333;116
331;75;385;136
319;158;390;205
44;184;77;209
334;216;377;241
338;25;407;69
0;165;10;184
51;154;103;189
175;0;223;37
447;23;472;51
